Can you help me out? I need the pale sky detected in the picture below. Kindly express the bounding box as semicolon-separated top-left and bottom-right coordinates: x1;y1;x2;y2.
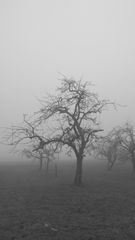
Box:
0;0;135;157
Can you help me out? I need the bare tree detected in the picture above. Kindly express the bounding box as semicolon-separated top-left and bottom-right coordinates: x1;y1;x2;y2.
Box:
2;78;113;185
97;130;120;170
43;146;56;175
3;115;45;151
116;147;131;165
3;115;48;170
34;77;112;185
22;148;44;170
3;115;59;174
116;123;135;173
22;145;57;172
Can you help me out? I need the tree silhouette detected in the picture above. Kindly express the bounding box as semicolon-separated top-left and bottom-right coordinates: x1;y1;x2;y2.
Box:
34;77;111;185
115;123;135;173
97;130;120;170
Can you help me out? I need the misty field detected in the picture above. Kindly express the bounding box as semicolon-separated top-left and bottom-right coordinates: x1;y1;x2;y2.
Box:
0;160;135;240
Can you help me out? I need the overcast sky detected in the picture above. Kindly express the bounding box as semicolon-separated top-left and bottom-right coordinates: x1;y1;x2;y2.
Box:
0;0;135;157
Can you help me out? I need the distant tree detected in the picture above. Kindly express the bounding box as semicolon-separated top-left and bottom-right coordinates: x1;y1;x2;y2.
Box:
22;146;55;172
4;115;44;150
97;129;120;170
43;146;56;175
116;123;135;173
22;148;44;170
3;115;56;171
33;77;112;185
116;147;131;165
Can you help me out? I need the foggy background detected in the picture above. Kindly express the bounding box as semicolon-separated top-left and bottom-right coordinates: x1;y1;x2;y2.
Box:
0;0;135;159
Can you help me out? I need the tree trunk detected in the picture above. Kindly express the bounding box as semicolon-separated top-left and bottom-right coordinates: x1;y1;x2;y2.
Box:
107;151;117;171
54;163;58;178
45;158;50;175
74;155;83;186
39;156;43;170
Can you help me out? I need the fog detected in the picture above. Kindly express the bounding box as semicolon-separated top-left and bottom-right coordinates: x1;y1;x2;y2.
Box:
0;0;135;159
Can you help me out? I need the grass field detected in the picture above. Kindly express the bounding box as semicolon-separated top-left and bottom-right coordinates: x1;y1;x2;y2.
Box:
0;159;135;240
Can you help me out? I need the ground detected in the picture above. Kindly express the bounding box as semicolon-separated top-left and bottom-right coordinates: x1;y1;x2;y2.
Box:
0;160;135;240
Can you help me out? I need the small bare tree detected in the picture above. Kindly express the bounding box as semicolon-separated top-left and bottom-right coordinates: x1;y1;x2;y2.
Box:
97;130;120;170
3;115;45;150
116;123;135;173
43;146;56;175
3;115;59;174
22;145;57;173
3;115;50;170
34;77;112;185
22;148;44;170
116;147;131;165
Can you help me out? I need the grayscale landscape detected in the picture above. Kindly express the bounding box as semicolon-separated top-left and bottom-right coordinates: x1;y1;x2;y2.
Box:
0;0;135;239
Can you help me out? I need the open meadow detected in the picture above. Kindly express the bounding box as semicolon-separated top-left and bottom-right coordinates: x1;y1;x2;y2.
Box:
0;159;135;240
